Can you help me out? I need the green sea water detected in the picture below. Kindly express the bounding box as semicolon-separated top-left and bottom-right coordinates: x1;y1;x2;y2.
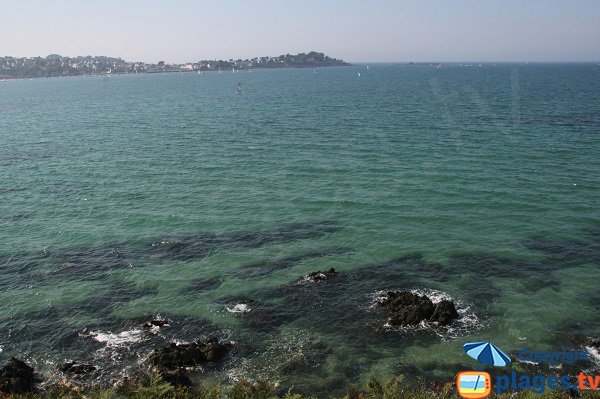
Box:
0;64;599;394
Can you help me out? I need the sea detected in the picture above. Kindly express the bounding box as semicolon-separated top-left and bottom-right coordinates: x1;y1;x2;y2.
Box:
0;63;599;394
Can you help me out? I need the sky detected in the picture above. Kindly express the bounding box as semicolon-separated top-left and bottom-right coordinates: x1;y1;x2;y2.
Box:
1;0;599;63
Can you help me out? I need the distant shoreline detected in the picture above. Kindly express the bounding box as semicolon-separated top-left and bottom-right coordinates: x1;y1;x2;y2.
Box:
0;51;351;80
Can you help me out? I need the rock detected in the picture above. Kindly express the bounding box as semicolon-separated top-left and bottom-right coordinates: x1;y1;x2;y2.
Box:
429;300;459;325
0;357;35;394
159;369;192;387
378;291;436;326
304;268;337;282
377;291;460;327
143;318;169;329
149;337;232;369
59;361;96;375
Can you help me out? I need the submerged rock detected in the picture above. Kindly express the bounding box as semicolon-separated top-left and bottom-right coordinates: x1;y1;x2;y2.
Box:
59;361;97;375
159;369;192;387
0;357;35;394
303;268;338;282
377;291;459;327
149;337;232;369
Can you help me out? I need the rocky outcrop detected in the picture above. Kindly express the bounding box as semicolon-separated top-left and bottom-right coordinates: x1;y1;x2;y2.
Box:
0;358;35;394
429;300;459;325
143;318;169;329
59;361;96;375
378;291;436;326
377;291;459;327
148;337;232;387
149;337;232;369
303;268;337;282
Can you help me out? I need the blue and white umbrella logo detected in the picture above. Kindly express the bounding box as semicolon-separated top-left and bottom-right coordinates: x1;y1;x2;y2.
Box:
463;341;511;367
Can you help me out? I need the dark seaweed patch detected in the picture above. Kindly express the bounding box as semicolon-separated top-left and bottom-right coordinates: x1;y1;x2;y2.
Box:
445;253;564;305
583;227;600;242
149;221;342;261
0;278;159;356
359;254;449;283
81;279;159;317
181;277;223;295
0;252;53;289
447;253;557;278
0;244;140;288
0;251;51;275
0;221;343;289
0;307;82;354
232;247;350;278
521;237;600;262
50;246;138;280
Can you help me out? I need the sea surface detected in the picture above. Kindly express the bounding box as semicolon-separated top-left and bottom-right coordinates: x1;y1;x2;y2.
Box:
0;64;599;394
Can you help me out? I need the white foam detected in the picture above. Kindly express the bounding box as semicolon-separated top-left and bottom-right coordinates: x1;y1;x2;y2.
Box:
586;345;600;367
86;329;145;348
409;288;451;304
517;359;540;366
300;273;326;283
226;303;251;313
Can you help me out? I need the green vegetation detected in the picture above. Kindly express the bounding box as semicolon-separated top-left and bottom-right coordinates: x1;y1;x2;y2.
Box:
0;52;350;79
4;373;598;399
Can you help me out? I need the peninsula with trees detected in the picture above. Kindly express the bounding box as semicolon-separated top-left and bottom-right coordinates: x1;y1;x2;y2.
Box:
0;51;350;79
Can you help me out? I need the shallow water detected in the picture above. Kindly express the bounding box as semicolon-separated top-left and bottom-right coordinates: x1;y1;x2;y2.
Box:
0;64;599;394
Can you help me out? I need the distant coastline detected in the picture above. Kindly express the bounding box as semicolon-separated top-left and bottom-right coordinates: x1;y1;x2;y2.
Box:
0;51;350;79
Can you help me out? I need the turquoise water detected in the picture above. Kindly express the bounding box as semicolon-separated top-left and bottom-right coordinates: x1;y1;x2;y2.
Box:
0;64;599;394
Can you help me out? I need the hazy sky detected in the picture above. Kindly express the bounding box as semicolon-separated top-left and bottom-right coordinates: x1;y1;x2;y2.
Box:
2;0;599;63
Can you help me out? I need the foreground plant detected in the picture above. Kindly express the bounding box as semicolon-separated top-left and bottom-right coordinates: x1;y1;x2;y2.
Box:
2;373;599;399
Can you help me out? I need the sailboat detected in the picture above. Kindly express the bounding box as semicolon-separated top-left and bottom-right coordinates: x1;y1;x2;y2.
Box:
236;82;244;95
366;65;369;70
357;71;361;78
